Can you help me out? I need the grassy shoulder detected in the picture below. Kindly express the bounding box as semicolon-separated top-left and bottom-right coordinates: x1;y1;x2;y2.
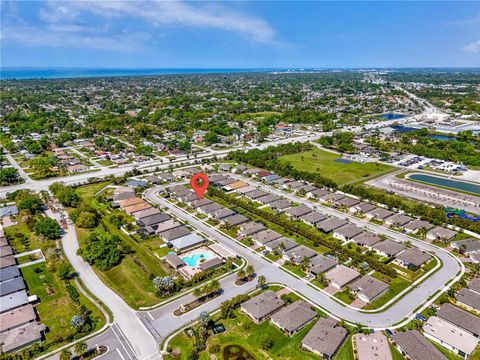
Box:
279;148;393;185
165;309;323;360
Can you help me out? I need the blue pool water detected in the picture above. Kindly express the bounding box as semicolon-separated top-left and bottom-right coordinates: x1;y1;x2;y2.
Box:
408;174;480;196
182;253;212;267
381;113;405;120
335;158;352;164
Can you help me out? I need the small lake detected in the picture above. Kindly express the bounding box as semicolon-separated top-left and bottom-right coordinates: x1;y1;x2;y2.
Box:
428;134;459;141
381;113;405;120
408;173;480;196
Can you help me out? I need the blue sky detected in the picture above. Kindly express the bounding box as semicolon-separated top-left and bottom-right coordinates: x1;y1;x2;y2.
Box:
1;1;479;68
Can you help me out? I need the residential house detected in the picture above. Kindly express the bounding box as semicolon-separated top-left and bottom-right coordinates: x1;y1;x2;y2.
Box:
373;240;406;258
332;224;363;243
239;222;265;237
223;214;249;226
284;205;312;219
426;226;457;242
271;301;316;336
299;212;327;227
350;202;376;215
403;219;434;234
354;333;392;360
385;213;413;228
317;217;348;233
352;231;382;249
451;239;480;255
159;226;191;242
349;275;389;302
325;265;361;289
365;208;394;222
268;199;292;211
264;237;298;254
309;255;337;276
168;233;205;251
301;318;347;360
394;248;431;270
283;245;317;265
391;330;447;360
456;288;480;312
423;316;477;359
252;230;282;247
240;290;284;323
437;303;480;337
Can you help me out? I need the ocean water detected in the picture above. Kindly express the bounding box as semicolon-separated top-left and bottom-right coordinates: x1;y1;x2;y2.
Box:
1;67;297;80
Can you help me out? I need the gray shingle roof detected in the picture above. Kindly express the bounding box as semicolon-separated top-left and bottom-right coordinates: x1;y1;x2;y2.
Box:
241;290;284;321
309;254;337;275
301;318;347;358
456;288;480;311
271;301;316;334
285;205;312;218
396;248;431;267
0;277;25;296
252;230;282;245
352;231;381;247
349;275;389;301
437;303;480;336
317;217;347;233
373;240;406;257
391;330;447;360
239;222;265;236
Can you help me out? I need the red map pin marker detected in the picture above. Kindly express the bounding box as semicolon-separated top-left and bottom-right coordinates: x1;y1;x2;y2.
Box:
190;173;209;200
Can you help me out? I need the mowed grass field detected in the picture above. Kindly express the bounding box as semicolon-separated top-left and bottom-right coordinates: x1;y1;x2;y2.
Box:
279;148;394;185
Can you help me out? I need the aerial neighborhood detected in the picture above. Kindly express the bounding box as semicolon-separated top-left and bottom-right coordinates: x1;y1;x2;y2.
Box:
1;62;480;360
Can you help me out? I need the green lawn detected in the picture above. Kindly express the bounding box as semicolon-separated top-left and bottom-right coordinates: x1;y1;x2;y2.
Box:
389;343;406;360
363;273;411;310
334;290;355;305
429;339;463;360
21;263;105;352
334;335;354;360
166;309;321;360
279;148;394;185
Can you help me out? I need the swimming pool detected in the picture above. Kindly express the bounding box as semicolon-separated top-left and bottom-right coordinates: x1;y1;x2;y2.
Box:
182;253;213;267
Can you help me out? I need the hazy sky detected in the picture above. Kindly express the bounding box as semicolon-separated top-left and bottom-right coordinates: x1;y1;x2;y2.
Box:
1;1;479;68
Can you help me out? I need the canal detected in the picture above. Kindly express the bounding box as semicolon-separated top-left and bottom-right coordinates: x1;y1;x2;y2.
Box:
407;173;480;196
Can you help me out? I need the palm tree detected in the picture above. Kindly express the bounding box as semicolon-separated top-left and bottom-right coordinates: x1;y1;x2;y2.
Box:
74;341;88;356
257;275;266;288
209;280;221;294
245;265;254;278
237;269;246;280
60;349;72;360
193;287;203;299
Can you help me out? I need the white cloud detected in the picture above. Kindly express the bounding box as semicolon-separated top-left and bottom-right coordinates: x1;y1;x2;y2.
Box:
463;40;480;53
2;18;150;51
40;0;276;43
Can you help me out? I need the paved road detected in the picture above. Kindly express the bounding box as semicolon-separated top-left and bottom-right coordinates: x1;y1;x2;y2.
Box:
47;209;160;359
143;178;464;330
41;326;139;360
0;134;321;197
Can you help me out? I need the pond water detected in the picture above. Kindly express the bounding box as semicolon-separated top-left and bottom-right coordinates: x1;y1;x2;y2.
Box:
223;345;256;360
408;173;480;196
428;134;459;141
381;113;405;120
